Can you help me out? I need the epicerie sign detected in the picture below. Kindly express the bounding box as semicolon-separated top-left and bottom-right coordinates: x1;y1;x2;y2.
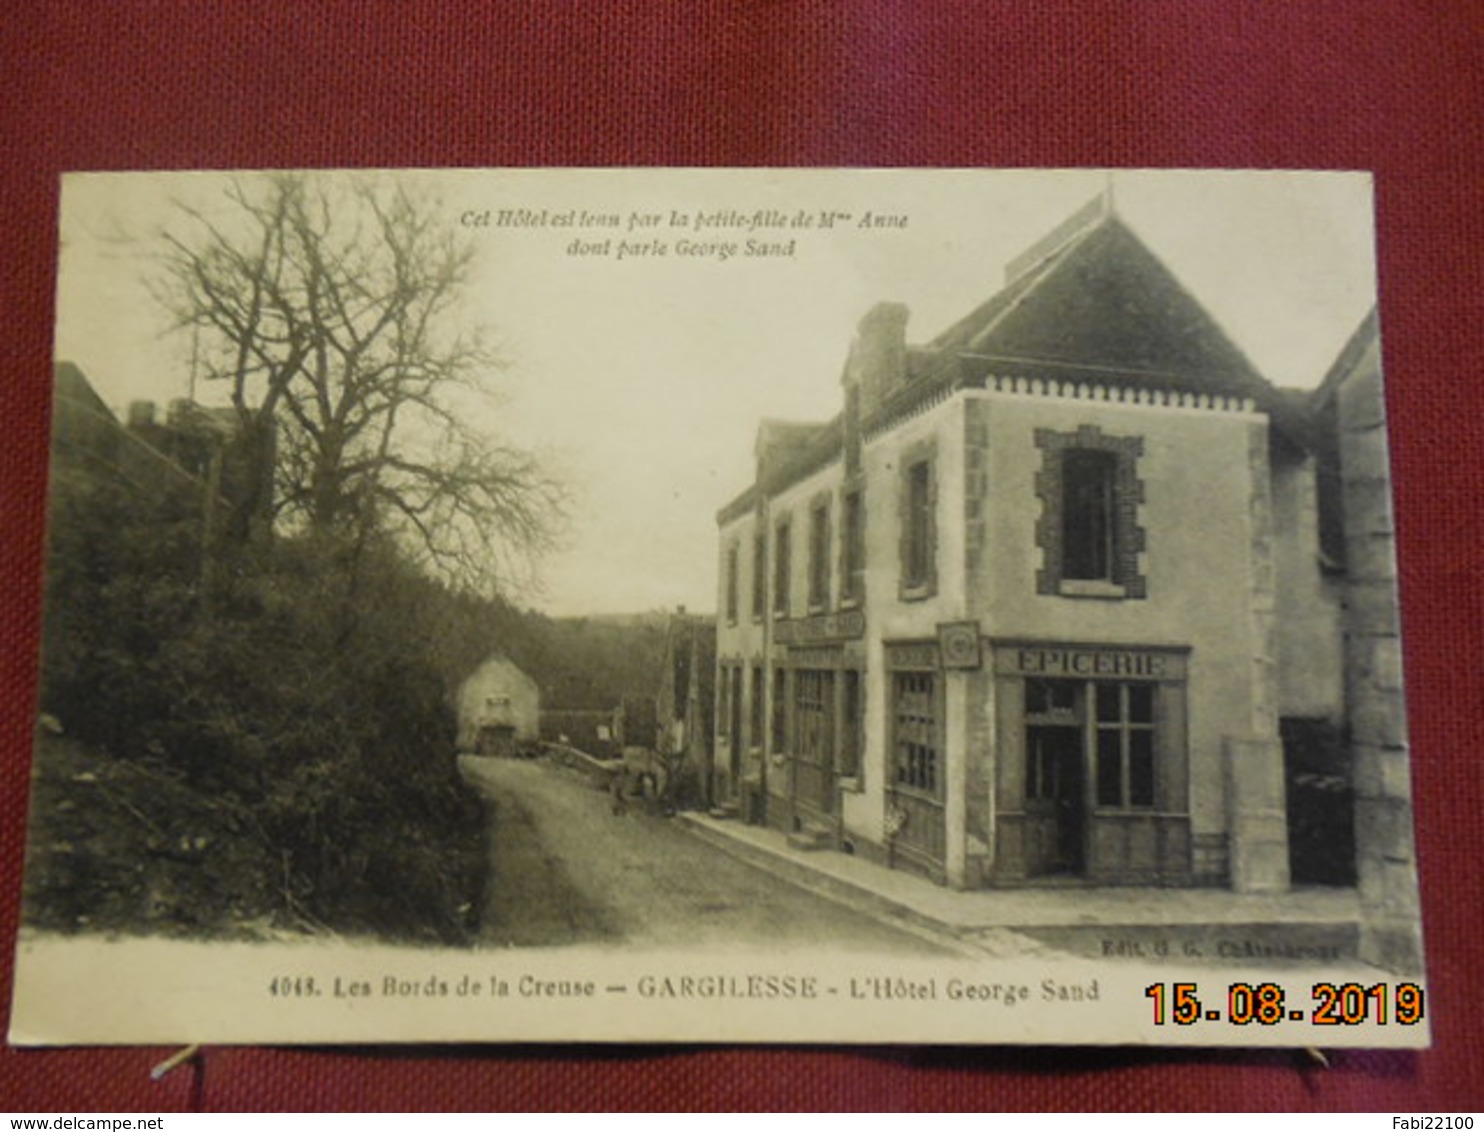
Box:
996;642;1189;681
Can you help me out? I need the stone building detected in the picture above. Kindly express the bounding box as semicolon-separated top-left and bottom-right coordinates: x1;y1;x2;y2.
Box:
712;195;1384;894
1310;312;1422;971
456;655;541;756
51;361;277;543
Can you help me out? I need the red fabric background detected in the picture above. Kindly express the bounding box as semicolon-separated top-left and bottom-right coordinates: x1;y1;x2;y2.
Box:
2;1;1481;1112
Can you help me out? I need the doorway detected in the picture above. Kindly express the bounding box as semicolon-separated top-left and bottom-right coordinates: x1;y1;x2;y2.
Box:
1024;679;1086;876
1026;722;1085;874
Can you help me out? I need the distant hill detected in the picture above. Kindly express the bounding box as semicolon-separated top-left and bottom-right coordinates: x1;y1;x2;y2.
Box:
535;613;674;709
429;596;704;712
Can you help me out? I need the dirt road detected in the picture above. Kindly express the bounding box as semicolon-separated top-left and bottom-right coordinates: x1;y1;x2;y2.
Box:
460;755;947;954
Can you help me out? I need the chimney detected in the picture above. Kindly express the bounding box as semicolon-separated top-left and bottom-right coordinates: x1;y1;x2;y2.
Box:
844;302;909;417
126;400;156;430
754;419;819;488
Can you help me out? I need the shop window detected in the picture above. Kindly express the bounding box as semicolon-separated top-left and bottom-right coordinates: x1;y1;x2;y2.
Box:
808;498;831;611
840;488;865;606
773;517;792;617
1094;682;1156;808
1034;425;1145;598
771;667;787;752
892;671;940;795
840;669;863;780
749;666;764;749
722;665;744;757
1026;677;1078;719
793;670;835;761
1022;678;1156;810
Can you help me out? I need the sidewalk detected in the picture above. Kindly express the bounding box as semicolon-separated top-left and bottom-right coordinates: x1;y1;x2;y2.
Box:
678;809;1364;964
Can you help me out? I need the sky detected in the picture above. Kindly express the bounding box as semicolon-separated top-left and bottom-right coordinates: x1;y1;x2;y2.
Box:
53;169;1379;617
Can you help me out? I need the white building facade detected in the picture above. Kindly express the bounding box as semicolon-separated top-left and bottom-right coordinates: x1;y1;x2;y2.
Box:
457;654;541;755
713;199;1344;892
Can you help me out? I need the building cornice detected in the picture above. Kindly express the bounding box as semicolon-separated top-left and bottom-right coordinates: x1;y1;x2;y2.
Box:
717;360;1267;527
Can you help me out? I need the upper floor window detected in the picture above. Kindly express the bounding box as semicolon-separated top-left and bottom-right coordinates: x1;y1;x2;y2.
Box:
808;498;831;610
1062;449;1117;582
751;532;766;620
725;542;740;624
1035;425;1146;599
773;517;792;616
840;487;864;606
899;448;937;599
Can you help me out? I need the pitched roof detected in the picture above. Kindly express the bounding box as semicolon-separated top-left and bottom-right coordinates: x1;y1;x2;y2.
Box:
719;197;1311;519
54;361;116;423
1305;308;1382;570
931;208;1273;403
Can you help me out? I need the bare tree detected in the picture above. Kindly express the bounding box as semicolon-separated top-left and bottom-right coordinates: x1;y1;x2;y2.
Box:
154;172;563;593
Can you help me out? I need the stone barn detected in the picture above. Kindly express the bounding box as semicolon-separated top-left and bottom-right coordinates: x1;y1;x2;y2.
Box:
457;655;540;756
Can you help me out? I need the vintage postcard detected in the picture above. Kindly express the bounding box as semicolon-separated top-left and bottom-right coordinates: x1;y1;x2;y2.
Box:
10;168;1427;1047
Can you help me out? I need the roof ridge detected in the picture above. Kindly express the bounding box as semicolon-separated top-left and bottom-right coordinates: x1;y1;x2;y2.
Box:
1002;190;1110;284
930;202;1114;352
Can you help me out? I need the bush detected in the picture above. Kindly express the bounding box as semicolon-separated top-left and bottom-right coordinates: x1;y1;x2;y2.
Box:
31;469;488;944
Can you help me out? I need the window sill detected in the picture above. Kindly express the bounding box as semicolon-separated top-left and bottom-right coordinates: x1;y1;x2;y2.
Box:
838;774;863;794
899;582;937;603
889;782;945;804
1058;579;1126;600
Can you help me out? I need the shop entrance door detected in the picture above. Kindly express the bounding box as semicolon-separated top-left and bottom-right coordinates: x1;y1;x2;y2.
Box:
790;669;836;826
1026;724;1085;874
1024;679;1086;876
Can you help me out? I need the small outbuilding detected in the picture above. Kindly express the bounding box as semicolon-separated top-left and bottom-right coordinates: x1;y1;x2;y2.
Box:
456;655;540;756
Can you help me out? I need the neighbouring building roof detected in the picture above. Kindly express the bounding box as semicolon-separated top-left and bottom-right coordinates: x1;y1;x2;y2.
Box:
1307;307;1382;570
465;653;538;688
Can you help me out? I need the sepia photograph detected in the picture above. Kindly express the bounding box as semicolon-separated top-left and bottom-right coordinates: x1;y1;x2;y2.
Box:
8;167;1426;1047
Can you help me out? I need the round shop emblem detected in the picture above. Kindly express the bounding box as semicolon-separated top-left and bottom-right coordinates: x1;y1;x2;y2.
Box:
938;622;981;669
